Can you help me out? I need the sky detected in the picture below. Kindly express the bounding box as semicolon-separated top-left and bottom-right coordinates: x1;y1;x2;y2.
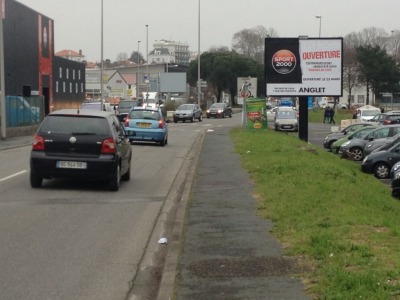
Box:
15;0;400;63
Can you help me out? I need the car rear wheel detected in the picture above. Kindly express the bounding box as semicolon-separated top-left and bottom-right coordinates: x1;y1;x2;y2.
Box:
350;147;364;161
160;134;167;146
30;171;43;188
109;164;121;191
374;163;390;179
121;160;131;181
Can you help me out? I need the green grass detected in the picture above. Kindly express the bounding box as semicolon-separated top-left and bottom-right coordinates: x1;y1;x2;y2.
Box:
230;127;400;299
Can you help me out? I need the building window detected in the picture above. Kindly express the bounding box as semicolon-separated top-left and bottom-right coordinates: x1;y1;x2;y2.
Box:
76;83;78;93
73;70;76;80
69;82;72;93
63;82;66;93
81;83;84;93
357;95;365;103
66;68;70;79
59;67;62;78
56;81;59;93
79;70;81;80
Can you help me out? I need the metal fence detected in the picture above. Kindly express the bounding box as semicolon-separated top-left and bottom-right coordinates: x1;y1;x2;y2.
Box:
5;96;44;127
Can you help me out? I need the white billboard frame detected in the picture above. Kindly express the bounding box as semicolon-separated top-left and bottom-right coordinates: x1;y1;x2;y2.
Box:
265;38;343;97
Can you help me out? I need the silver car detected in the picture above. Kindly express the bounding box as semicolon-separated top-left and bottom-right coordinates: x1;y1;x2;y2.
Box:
274;107;298;132
173;104;203;123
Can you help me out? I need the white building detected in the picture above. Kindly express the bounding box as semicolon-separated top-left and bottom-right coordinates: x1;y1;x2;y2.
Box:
150;40;190;65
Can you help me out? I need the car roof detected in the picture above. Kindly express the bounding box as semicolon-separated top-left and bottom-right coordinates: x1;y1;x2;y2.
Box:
132;106;159;112
49;109;113;117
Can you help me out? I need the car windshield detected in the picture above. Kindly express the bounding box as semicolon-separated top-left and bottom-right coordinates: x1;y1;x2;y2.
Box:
277;111;296;119
362;110;380;117
210;103;224;109
178;104;194;110
39;115;110;135
129;110;159;120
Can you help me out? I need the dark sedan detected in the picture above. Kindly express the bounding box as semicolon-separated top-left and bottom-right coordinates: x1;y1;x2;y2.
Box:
361;142;400;179
206;102;232;118
30;109;132;191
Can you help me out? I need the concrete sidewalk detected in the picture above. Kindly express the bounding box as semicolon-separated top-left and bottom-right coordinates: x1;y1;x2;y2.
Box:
0;135;33;150
169;127;310;300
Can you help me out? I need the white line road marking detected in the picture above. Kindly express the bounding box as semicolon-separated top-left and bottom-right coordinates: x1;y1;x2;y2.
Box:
0;170;27;182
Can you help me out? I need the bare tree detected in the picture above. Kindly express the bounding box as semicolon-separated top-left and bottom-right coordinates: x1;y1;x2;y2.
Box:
388;30;400;63
232;25;278;64
116;52;128;62
343;35;363;106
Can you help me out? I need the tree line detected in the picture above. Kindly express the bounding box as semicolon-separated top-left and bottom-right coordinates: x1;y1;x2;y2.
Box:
188;26;400;106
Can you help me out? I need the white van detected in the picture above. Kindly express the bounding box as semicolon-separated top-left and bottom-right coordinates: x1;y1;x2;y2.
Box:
356;105;381;122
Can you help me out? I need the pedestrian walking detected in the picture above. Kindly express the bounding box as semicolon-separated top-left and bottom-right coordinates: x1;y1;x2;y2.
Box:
329;107;336;124
323;106;330;124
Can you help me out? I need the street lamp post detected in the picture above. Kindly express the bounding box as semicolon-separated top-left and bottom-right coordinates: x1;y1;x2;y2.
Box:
197;0;201;107
146;25;149;104
137;41;140;99
100;0;104;110
316;15;322;38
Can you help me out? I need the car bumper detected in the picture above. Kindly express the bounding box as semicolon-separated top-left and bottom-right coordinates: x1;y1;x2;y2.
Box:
30;151;118;180
360;162;374;174
125;128;166;143
207;112;223;118
275;125;298;132
174;115;193;121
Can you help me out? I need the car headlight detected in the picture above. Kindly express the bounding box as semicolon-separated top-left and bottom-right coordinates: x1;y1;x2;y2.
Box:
392;163;400;173
366;144;372;148
362;156;368;164
342;141;351;147
206;110;210;113
275;121;281;126
394;171;400;180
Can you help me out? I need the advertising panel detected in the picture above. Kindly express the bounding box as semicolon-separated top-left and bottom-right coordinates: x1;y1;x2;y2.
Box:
237;77;257;105
265;38;343;97
245;98;267;129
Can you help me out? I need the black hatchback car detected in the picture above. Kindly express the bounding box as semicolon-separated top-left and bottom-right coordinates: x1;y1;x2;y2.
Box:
30;109;132;191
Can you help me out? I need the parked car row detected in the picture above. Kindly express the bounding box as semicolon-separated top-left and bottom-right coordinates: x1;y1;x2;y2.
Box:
324;122;400;198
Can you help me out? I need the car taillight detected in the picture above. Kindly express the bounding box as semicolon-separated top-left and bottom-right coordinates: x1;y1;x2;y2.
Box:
101;137;116;154
124;116;130;127
158;119;164;129
383;120;391;125
32;134;45;151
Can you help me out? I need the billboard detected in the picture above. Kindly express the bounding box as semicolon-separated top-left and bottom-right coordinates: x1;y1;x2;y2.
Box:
237;77;257;105
265;38;343;97
159;73;187;93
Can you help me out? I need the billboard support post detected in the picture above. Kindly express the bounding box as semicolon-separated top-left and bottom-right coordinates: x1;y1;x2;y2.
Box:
298;96;308;141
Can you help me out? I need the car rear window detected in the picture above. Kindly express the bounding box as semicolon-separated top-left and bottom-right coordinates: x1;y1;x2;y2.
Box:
39;115;110;135
129;110;160;120
119;101;138;109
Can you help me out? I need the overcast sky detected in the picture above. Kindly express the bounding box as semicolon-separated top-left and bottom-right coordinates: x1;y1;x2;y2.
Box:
15;0;400;62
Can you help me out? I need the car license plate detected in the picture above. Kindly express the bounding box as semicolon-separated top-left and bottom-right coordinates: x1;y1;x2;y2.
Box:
56;161;87;169
138;123;151;128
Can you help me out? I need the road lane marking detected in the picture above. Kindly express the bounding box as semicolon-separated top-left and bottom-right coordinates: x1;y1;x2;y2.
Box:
0;170;27;182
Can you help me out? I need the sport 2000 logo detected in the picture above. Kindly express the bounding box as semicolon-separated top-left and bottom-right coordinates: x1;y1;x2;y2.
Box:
272;50;296;75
